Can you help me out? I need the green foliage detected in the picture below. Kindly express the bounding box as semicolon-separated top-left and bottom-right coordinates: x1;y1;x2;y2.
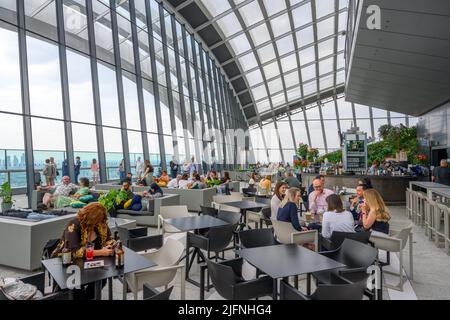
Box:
318;150;343;164
98;189;129;211
296;143;309;160
0;182;13;204
307;148;319;162
370;124;419;164
206;179;221;187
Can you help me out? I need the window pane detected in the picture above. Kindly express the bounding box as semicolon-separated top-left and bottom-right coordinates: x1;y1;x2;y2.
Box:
67;49;95;124
27;34;64;119
0;25;21;113
98;61;121;127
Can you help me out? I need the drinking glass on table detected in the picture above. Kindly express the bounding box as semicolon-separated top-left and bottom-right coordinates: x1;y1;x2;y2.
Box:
86;243;94;261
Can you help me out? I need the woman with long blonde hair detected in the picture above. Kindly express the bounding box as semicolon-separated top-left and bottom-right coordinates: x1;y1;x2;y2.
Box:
277;187;306;231
361;189;391;234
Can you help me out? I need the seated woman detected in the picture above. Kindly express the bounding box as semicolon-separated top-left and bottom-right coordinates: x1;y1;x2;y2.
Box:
271;181;288;220
54;177;91;209
167;175;181;188
321;194;355;239
358;177;373;189
360;189;390;235
277;187;307;232
259;175;272;194
155;170;170;187
51;202;114;299
248;172;257;187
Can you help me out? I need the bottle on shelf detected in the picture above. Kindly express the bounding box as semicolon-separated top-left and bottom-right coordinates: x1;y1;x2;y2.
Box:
61;240;72;266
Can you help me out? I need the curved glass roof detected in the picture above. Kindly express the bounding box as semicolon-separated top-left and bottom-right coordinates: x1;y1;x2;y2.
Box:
196;0;347;124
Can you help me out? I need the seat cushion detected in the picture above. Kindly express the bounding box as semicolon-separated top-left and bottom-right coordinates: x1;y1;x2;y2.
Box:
117;209;154;216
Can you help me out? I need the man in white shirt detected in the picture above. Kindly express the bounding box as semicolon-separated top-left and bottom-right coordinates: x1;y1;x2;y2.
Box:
167;175;181;188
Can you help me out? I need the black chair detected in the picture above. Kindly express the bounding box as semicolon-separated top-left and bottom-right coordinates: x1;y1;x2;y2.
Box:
280;274;366;300
199;206;218;217
116;226;163;252
143;284;173;300
206;258;273;300
321;231;372;251
238;228;279;249
218;210;244;248
259;207;272;228
242;187;257;196
312;239;377;287
0;272;70;300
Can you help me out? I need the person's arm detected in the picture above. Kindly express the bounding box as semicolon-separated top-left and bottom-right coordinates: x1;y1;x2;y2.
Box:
321;213;331;239
362;209;376;230
289;203;302;231
308;192;317;213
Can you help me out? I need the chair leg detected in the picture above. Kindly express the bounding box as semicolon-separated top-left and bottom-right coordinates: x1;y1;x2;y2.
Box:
180;267;186;300
409;232;414;281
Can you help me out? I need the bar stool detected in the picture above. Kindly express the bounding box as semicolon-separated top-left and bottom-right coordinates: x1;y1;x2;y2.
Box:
424;198;437;241
405;187;413;219
415;192;427;227
410;191;419;223
435;203;450;254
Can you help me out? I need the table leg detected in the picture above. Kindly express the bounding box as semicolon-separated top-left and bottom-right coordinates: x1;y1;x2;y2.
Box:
122;275;127;300
200;264;206;300
185;234;190;280
294;275;299;289
272;278;278;300
94;280;102;300
108;277;113;300
306;273;311;295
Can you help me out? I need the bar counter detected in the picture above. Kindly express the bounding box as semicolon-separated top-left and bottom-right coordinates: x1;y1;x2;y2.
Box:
302;173;426;205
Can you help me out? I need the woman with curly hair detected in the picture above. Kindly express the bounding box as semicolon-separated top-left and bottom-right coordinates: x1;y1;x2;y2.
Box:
52;202;114;299
52;202;114;260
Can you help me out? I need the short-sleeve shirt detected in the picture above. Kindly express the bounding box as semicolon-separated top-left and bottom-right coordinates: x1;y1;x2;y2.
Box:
433;166;450;185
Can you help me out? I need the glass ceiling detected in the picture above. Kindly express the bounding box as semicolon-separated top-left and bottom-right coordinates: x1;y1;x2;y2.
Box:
199;0;347;121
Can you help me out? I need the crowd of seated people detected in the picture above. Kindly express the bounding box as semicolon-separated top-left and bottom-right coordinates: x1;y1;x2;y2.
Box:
272;174;391;251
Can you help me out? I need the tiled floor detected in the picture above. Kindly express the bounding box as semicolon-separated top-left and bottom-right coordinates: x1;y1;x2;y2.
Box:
2;195;449;300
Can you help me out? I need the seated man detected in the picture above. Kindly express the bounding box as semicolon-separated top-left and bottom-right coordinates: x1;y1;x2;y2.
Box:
40;176;78;209
115;180;135;210
308;178;334;216
54;177;91;209
167;175;181;188
119;172;133;185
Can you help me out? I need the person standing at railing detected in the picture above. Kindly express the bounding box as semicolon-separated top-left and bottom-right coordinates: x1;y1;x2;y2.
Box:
43;159;53;186
49;157;57;186
118;159;126;183
74;156;81;184
135;157;143;180
62;159;69;178
91;159;99;185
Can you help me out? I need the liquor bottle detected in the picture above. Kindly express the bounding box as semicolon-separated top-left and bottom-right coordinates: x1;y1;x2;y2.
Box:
61;240;72;266
115;241;124;268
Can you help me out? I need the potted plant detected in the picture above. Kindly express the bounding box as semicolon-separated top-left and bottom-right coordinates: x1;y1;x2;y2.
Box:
98;189;129;213
0;181;14;212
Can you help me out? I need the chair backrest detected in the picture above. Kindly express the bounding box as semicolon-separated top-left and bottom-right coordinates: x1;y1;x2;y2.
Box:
217;210;241;225
261;207;271;219
393;224;413;250
200;206;218;217
338;239;378;269
159;205;190;219
207;259;240;300
128;234;164;252
280;275;366;300
143;284;173;300
150;238;184;266
311;280;366;300
160;206;190;233
238;228;278;248
206;224;237;252
329;231;371;250
271;219;297;244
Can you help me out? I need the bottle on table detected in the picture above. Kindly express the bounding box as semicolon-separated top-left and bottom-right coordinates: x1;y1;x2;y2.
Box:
115;241;124;268
61;240;72;266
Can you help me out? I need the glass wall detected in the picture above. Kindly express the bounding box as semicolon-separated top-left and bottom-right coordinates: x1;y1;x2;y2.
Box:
250;95;417;163
0;0;247;195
